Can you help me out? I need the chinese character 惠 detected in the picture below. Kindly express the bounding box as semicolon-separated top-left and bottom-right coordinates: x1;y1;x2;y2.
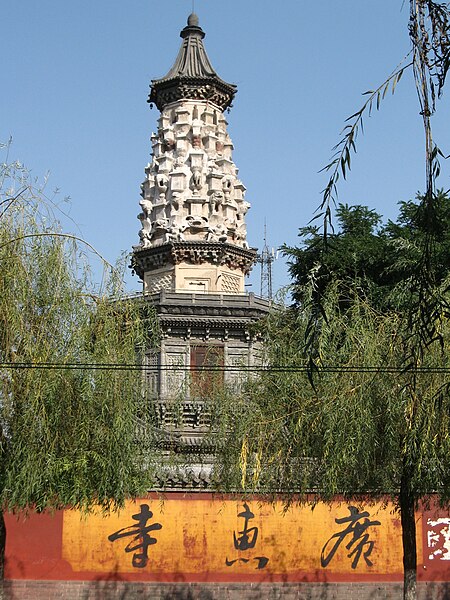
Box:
233;503;258;550
225;502;269;569
321;505;381;569
108;504;162;568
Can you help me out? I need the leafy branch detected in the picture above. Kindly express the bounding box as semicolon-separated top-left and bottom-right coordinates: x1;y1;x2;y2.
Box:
403;1;450;373
305;2;450;372
318;57;412;242
0;232;113;269
0;142;123;293
302;57;412;362
0;188;27;218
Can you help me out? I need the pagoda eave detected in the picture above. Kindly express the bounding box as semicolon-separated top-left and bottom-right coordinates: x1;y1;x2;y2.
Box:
131;241;257;280
149;78;236;112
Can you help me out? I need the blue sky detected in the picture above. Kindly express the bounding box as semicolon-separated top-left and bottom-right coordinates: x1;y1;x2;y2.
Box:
2;1;450;294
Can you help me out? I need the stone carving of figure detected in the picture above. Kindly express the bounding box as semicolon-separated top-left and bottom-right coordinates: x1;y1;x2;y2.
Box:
237;199;250;220
137;213;152;248
162;126;175;148
155;174;169;198
222;177;233;197
170;193;181;216
139;197;153;218
191;168;202;191
207;157;218;174
209;191;223;214
206;223;228;243
165;223;186;243
150;218;169;244
235;222;249;248
152;217;169;232
163;139;176;152
186;215;208;232
175;152;187;168
192;134;202;149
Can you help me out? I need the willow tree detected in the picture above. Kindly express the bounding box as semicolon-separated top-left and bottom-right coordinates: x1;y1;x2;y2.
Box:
296;2;449;599
213;3;450;600
211;282;450;598
0;149;159;590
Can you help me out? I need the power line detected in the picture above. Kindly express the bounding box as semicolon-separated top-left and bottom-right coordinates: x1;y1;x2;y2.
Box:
1;362;449;374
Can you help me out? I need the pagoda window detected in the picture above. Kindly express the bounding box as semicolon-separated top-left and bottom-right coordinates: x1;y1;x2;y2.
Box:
190;345;224;398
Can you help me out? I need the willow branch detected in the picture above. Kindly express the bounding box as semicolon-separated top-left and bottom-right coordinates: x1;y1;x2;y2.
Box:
0;233;114;270
318;57;413;242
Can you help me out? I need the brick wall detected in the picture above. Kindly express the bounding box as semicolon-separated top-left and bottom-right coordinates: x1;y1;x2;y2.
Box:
3;581;450;600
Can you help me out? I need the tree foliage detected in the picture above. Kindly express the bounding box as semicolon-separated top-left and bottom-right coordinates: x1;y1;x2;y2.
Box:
0;149;160;517
211;280;450;600
213;281;450;493
213;3;450;599
284;192;450;311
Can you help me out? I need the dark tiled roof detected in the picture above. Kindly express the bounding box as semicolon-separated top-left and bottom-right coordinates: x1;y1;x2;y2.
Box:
148;14;237;112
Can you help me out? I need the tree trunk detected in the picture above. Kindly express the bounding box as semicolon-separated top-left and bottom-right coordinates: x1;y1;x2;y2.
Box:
400;471;417;600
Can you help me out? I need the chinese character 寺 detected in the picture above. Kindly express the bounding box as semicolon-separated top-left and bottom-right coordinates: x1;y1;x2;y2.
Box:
108;504;162;568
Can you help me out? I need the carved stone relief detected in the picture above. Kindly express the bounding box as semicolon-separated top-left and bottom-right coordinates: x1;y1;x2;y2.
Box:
145;271;174;293
221;273;241;294
137;100;251;251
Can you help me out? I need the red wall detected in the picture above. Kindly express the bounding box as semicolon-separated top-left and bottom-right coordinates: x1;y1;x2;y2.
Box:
4;494;450;584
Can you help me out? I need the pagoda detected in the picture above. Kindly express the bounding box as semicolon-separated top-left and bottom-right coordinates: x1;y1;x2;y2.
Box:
131;14;269;465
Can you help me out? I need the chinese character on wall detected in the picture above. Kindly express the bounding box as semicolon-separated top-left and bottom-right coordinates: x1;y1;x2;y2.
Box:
108;504;162;568
225;503;269;569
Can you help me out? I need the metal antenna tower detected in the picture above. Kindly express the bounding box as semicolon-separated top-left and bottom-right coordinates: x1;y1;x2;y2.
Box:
257;223;276;299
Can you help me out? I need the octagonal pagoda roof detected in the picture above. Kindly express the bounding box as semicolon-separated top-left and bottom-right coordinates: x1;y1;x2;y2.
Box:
148;14;237;112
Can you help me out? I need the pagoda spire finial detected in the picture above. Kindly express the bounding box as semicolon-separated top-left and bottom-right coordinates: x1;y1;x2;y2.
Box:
148;14;236;112
187;12;198;27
